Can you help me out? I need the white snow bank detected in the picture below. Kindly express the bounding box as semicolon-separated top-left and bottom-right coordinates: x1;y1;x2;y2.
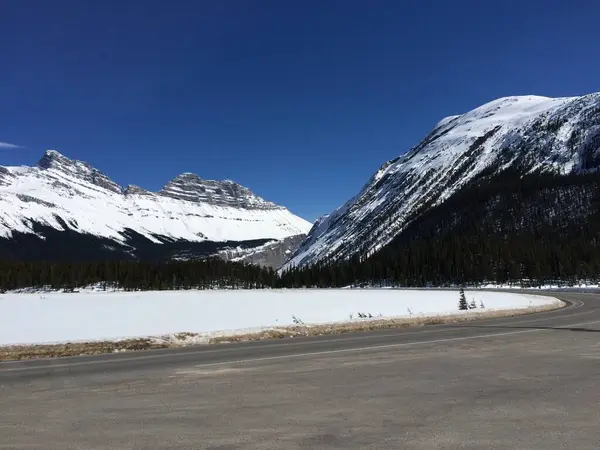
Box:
478;282;600;290
0;289;560;346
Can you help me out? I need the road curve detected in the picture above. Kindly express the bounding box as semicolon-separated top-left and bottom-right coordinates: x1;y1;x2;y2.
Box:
2;291;600;449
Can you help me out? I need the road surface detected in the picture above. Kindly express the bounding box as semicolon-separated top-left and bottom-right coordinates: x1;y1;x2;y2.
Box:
2;291;600;449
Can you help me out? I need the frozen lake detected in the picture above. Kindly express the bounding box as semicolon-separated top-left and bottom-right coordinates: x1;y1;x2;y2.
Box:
0;289;560;345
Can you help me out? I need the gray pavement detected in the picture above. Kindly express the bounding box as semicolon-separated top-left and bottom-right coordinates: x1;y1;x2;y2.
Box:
2;291;600;449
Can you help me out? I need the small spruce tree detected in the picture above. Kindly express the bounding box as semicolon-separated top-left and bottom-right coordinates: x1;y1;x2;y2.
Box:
469;299;477;309
458;288;469;311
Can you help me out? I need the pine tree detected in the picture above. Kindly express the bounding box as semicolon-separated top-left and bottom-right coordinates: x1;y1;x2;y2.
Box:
458;288;468;310
469;299;477;309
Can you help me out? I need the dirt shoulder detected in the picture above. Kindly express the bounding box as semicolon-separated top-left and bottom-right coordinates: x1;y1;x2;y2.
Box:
0;302;563;361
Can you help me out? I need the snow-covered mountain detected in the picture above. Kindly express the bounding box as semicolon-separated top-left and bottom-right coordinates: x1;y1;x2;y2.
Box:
0;150;311;266
284;92;600;270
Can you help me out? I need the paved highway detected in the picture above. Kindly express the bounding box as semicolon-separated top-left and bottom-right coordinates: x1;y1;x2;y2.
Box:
2;291;600;449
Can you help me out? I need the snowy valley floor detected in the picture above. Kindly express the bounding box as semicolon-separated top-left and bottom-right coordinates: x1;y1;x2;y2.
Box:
0;289;563;360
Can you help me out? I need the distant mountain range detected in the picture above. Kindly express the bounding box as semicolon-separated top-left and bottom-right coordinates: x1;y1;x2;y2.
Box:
4;91;600;278
0;150;311;267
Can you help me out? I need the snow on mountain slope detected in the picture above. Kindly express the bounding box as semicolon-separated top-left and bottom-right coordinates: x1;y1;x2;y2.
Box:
0;150;311;262
283;92;600;270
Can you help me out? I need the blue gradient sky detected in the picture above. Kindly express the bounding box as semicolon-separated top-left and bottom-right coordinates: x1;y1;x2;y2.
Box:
1;0;599;221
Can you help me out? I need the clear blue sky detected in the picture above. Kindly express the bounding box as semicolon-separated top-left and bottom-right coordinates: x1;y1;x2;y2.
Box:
1;0;599;221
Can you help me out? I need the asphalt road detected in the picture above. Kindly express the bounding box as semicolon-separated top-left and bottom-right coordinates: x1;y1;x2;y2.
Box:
2;291;600;449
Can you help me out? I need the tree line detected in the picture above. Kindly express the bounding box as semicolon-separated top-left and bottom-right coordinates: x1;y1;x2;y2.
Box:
0;259;277;291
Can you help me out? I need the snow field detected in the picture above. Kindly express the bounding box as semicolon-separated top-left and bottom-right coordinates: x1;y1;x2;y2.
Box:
0;289;561;346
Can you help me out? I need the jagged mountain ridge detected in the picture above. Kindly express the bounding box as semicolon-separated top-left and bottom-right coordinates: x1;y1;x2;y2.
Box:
284;92;600;270
0;150;311;266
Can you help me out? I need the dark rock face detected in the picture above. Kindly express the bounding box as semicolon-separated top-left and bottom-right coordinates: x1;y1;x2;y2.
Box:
123;185;153;196
0;166;14;186
159;173;279;210
218;235;307;269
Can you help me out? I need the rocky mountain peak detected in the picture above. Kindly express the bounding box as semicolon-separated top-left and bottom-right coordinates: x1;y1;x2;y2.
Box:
123;185;153;196
36;150;123;194
37;149;69;169
159;173;279;210
27;151;288;209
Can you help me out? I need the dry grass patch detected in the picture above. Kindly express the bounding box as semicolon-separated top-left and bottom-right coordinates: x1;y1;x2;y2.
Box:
0;338;170;361
208;303;563;344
